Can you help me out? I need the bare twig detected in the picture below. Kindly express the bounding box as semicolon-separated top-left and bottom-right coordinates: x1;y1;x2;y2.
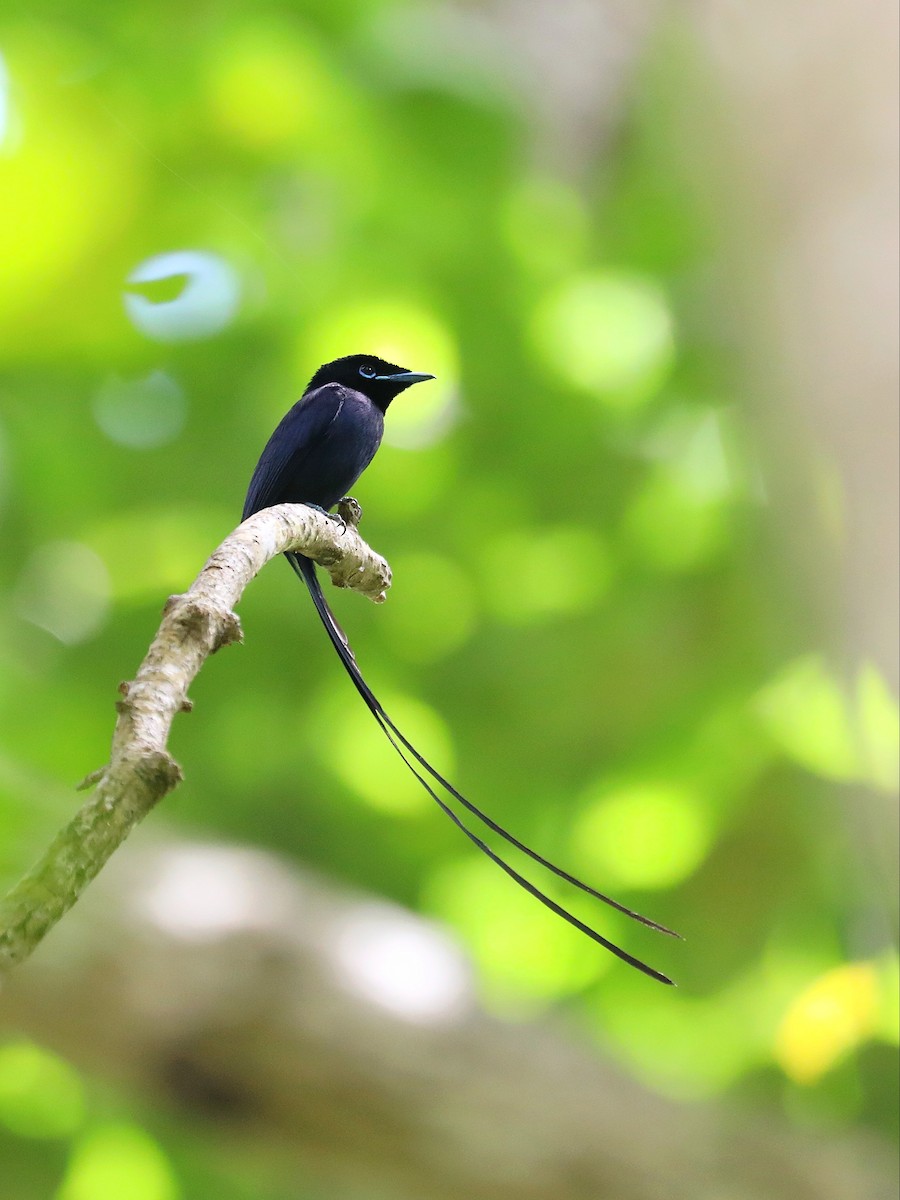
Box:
0;504;391;972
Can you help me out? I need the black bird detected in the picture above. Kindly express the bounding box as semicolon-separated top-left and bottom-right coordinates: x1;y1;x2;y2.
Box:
243;354;678;984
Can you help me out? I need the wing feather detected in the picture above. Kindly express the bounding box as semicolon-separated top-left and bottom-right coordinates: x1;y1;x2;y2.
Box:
242;385;345;519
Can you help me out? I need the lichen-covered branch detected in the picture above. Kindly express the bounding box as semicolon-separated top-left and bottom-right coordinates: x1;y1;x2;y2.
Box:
0;504;391;973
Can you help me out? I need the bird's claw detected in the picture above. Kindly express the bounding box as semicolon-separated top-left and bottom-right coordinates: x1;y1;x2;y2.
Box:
305;498;361;537
337;496;363;530
306;502;345;533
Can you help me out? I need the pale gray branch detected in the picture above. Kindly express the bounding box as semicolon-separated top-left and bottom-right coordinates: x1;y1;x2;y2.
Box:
0;504;391;973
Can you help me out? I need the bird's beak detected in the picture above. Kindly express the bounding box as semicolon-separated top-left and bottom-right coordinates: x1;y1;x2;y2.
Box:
375;372;435;384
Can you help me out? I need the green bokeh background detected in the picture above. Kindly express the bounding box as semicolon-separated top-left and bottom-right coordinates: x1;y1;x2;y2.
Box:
0;2;897;1197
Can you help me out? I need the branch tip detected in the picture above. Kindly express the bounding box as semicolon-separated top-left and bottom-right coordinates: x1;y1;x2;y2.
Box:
212;611;243;652
76;767;107;792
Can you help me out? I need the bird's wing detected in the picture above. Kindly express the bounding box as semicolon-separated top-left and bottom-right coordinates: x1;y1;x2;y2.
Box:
242;384;345;519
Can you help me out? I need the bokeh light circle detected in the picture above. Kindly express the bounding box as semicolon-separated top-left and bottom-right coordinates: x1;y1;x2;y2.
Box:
124;250;241;343
573;781;710;890
93;371;186;449
531;270;675;408
302;299;459;448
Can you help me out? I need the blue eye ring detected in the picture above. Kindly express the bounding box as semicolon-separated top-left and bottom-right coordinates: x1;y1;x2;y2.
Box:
359;363;377;379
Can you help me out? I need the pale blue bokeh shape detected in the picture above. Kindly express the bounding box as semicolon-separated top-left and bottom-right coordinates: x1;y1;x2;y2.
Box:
15;542;110;644
123;250;241;342
0;51;10;148
93;371;187;449
0;51;22;154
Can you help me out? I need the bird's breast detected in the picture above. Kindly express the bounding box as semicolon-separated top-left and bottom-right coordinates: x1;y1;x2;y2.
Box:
314;391;384;507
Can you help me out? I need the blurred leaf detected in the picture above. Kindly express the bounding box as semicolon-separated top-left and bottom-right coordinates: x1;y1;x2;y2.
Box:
530;270;675;408
573;779;712;891
776;963;881;1085
57;1124;179;1200
857;664;900;793
0;1042;85;1139
755;656;858;782
424;855;605;1009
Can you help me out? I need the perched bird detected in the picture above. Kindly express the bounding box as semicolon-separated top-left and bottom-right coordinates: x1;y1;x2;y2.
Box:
243;354;678;984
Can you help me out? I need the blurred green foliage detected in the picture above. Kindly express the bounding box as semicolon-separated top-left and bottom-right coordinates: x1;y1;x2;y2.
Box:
0;0;897;1195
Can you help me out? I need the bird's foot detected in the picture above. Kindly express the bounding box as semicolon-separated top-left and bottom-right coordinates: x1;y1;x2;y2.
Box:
337;496;363;530
305;499;361;536
305;502;346;534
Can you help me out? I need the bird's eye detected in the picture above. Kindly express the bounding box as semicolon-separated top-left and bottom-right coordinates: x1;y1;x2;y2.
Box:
359;364;377;379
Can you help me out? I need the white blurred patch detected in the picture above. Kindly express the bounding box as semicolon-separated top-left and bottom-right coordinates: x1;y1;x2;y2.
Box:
0;53;8;143
332;902;471;1024
138;845;292;940
124;250;241;342
93;370;187;449
0;51;24;155
15;541;110;644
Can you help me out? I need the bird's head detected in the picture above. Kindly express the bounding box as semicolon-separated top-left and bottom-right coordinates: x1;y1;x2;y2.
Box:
307;354;434;412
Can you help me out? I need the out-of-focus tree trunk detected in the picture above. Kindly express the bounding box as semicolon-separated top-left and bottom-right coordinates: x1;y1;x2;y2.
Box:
682;0;900;914
0;838;894;1200
688;0;899;688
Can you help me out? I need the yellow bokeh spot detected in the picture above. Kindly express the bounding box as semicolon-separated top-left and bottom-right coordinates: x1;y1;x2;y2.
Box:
857;663;900;793
573;781;711;890
205;25;350;152
480;525;613;624
302;300;460;448
531;270;675;407
878;954;900;1044
755;655;859;782
775;962;880;1084
314;682;454;816
0;37;135;339
57;1124;179;1200
424;856;605;1006
0;1041;84;1139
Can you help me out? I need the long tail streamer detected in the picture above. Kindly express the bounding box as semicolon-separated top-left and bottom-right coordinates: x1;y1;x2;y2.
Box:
289;551;679;985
